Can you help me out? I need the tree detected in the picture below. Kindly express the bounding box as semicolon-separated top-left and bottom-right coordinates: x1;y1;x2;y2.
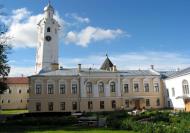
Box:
0;5;11;94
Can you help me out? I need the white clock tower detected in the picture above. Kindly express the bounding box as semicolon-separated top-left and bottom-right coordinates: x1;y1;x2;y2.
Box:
35;3;60;73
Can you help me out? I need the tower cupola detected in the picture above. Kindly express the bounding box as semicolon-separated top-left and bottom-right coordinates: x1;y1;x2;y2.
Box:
44;2;54;19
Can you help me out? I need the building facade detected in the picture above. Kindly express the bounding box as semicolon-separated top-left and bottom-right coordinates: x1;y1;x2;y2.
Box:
164;68;190;111
0;77;29;110
28;62;165;112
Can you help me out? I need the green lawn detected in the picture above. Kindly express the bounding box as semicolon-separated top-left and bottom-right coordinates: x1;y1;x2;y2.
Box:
0;109;28;115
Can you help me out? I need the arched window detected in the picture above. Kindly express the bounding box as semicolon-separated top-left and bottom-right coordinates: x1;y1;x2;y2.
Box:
98;82;104;94
110;81;116;93
86;82;92;94
47;27;50;32
183;80;189;95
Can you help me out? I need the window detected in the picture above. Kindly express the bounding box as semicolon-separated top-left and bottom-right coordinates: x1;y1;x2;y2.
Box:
183;80;189;95
86;82;92;94
48;102;53;111
134;83;139;92
168;101;170;107
19;89;22;94
154;83;159;92
111;100;116;109
60;84;66;94
110;82;116;93
100;101;104;109
27;89;29;93
72;102;77;110
144;83;149;92
7;100;10;103
123;84;129;93
36;84;42;94
47;27;50;32
156;98;160;106
88;101;93;109
172;88;175;97
146;99;150;106
125;100;129;108
166;89;169;97
98;82;104;94
36;102;41;111
1;99;3;103
20;99;22;103
8;89;12;94
72;84;77;94
48;84;54;94
60;102;65;111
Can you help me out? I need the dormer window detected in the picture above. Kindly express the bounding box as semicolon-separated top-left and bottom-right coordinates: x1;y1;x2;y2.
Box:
47;27;50;32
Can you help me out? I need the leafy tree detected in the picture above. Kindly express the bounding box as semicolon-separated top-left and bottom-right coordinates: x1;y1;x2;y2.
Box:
0;5;11;94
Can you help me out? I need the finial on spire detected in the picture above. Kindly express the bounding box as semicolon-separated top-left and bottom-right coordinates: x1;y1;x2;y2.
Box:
106;52;108;58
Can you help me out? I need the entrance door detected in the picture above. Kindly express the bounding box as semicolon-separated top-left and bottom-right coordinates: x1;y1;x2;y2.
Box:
185;99;190;112
135;100;140;109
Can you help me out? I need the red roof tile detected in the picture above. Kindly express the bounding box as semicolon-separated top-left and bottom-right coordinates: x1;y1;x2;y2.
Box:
6;77;29;84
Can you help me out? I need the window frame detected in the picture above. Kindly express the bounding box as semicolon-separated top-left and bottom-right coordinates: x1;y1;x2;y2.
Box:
110;81;116;93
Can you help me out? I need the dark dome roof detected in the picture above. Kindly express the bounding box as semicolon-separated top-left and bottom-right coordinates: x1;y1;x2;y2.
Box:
100;56;114;70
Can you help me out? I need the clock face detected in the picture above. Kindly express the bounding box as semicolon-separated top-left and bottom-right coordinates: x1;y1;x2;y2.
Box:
45;36;51;41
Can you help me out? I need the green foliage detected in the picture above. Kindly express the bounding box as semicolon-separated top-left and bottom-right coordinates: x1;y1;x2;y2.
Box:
106;110;190;133
0;24;11;94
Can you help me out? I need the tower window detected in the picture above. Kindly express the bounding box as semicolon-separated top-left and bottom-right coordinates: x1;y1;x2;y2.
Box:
47;27;50;32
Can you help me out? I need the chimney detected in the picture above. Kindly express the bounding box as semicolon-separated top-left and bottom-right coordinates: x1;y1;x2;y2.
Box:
150;65;154;70
78;64;81;72
113;65;117;72
51;63;59;71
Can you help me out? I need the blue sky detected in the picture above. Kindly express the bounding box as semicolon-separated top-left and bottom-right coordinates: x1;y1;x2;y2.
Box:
0;0;190;76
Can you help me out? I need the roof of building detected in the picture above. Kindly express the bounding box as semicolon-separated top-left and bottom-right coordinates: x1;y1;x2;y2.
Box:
38;68;79;76
119;70;160;76
100;55;114;70
158;71;178;79
6;77;29;84
166;67;190;79
33;67;160;77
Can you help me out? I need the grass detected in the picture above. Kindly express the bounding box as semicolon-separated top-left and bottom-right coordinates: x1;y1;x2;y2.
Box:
0;109;28;115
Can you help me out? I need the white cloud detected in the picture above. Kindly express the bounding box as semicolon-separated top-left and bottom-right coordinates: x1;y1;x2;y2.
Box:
65;13;90;23
9;51;190;76
9;66;35;77
0;8;63;48
65;26;125;47
0;8;125;48
59;51;190;71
